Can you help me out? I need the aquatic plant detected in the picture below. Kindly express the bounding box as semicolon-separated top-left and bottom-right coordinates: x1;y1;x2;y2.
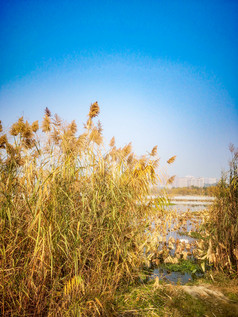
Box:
202;144;238;274
0;103;170;316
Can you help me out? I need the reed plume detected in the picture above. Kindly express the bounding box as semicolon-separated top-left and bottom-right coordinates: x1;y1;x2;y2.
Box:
42;114;51;132
122;143;132;158
69;120;77;136
167;175;175;184
22;120;33;139
51;127;61;144
89;101;100;119
10;117;25;136
45;107;51;117
109;136;115;147
150;145;158;157
167;155;176;164
31;120;39;133
10;122;18;136
0;134;7;148
53;113;62;127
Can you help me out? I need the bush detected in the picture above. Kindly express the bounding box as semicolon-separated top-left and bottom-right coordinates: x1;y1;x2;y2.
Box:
0;104;165;316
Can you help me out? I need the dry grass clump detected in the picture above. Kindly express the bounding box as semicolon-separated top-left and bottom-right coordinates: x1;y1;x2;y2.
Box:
0;103;166;316
202;144;238;275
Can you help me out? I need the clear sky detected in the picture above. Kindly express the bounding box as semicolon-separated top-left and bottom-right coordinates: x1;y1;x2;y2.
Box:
0;0;237;179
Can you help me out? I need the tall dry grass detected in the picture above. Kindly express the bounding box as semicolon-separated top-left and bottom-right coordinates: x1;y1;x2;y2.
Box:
203;144;238;275
0;104;166;316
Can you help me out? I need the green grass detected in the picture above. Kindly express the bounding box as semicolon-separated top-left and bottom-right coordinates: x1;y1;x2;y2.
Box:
115;282;167;316
160;259;202;274
177;230;204;239
115;272;238;317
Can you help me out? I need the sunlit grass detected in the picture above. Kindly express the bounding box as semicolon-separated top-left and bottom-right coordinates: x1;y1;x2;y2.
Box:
0;103;171;316
200;145;238;275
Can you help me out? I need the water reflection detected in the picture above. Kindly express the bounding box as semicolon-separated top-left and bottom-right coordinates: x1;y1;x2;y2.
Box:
150;203;207;284
152;269;193;285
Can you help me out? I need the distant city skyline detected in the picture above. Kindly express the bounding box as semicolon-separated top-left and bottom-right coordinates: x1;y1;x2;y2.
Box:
171;176;217;188
0;1;237;179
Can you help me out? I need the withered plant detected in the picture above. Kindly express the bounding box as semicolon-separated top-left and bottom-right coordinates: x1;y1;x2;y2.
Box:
202;144;238;275
0;103;169;316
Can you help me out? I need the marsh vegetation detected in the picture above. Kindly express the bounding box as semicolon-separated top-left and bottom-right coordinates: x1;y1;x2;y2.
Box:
0;103;175;316
0;104;237;316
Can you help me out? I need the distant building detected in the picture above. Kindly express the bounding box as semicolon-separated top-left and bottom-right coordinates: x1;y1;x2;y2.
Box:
172;176;217;188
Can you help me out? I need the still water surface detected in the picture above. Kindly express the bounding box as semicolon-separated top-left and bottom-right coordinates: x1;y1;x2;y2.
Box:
150;201;208;285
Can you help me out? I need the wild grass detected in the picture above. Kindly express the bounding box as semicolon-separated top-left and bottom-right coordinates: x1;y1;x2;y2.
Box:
160;259;202;274
201;145;238;275
115;274;238;317
0;104;169;316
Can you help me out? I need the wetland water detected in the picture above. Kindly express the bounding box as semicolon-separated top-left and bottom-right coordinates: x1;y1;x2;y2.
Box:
150;197;210;285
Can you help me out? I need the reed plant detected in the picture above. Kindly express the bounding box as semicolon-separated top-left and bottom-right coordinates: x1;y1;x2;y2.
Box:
0;104;166;316
202;144;238;275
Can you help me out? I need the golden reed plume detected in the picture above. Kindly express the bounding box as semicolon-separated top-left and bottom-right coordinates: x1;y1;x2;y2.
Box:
109;137;115;147
42;114;51;133
167;155;176;164
0;134;7;148
69;120;77;136
150;145;158;157
89;101;100;119
31;121;39;133
167;175;175;184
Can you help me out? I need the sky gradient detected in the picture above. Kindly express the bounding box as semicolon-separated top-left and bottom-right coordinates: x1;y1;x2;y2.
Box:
0;0;237;179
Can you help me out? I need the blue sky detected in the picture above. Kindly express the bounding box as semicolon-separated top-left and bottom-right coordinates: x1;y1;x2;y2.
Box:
0;0;237;178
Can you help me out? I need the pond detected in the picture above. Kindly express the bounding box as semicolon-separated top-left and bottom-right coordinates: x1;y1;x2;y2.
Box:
149;200;208;285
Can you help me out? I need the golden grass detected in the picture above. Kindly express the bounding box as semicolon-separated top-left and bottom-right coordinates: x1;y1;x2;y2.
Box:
201;145;238;275
0;103;168;316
